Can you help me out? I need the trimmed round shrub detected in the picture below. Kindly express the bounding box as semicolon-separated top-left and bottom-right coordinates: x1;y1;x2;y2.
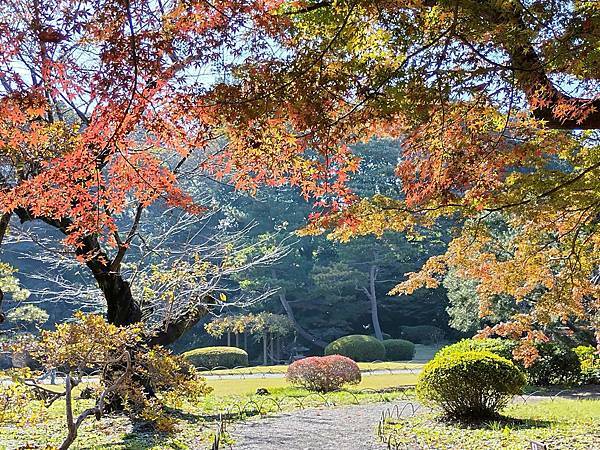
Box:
182;346;248;369
324;335;386;362
383;339;415;361
526;342;580;386
286;355;361;392
400;325;445;344
436;338;515;361
437;339;580;386
417;350;526;419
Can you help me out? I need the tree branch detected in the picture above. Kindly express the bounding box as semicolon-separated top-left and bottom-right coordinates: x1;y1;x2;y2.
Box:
284;0;331;15
145;297;215;347
474;2;600;130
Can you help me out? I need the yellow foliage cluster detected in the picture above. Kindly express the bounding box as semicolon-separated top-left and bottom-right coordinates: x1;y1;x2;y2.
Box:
17;314;212;432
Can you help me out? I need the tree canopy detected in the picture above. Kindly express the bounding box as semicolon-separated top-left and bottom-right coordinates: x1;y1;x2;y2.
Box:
1;0;599;353
243;0;600;351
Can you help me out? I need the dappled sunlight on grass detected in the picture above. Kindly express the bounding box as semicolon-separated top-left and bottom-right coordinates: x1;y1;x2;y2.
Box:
383;399;600;450
0;370;416;449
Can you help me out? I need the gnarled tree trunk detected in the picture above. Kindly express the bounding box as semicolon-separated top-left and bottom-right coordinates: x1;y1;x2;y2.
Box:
14;208;210;343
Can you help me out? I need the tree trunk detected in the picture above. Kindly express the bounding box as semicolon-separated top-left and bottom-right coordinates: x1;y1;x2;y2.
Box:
235;333;239;348
145;300;211;347
14;209;211;345
366;264;384;340
0;212;10;323
227;332;231;347
0;212;10;247
277;291;327;348
276;336;281;360
95;271;142;326
14;209;143;327
263;334;268;366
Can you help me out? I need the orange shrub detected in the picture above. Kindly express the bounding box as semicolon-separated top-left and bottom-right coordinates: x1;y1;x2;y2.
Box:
286;355;361;392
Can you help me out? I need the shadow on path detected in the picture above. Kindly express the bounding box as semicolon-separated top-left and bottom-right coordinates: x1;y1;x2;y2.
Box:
230;401;418;450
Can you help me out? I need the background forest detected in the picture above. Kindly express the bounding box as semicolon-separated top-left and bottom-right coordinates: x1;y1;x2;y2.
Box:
0;140;520;364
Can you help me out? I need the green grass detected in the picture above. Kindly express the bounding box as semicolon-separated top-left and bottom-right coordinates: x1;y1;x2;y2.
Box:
383;399;600;450
207;372;418;396
201;361;424;376
0;372;416;450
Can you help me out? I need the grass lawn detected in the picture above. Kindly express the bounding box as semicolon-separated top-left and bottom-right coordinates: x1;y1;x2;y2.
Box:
207;372;418;396
0;372;416;449
383;398;600;450
201;361;424;376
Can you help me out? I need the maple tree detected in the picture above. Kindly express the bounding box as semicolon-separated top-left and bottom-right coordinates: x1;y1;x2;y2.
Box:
212;0;600;356
0;0;298;340
2;0;600;359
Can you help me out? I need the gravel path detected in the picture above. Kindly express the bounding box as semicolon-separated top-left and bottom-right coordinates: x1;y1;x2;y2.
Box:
228;387;600;449
230;401;417;450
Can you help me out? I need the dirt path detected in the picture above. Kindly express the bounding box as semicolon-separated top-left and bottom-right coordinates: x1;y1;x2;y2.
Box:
230;401;417;450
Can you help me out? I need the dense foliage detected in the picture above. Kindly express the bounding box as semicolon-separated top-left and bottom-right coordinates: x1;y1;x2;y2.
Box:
324;335;386;362
221;142;450;351
282;0;600;355
436;338;583;386
575;345;600;384
286;355;361;392
0;0;599;367
417;351;526;419
525;343;581;387
183;346;249;369
15;314;211;449
382;339;415;361
436;339;516;361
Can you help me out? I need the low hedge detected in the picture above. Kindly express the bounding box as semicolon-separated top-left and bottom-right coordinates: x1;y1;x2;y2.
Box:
324;335;386;362
183;346;249;369
417;350;526;419
383;339;415;361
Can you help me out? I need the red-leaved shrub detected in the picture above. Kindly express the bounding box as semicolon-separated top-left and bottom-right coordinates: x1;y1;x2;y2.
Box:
286;355;361;392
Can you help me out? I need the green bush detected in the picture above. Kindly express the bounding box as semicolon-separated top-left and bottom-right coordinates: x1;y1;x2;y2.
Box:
574;345;600;384
383;339;415;361
436;338;515;361
324;335;386;362
437;339;581;386
400;325;445;344
526;343;580;386
182;346;248;369
574;345;598;370
417;350;526;419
